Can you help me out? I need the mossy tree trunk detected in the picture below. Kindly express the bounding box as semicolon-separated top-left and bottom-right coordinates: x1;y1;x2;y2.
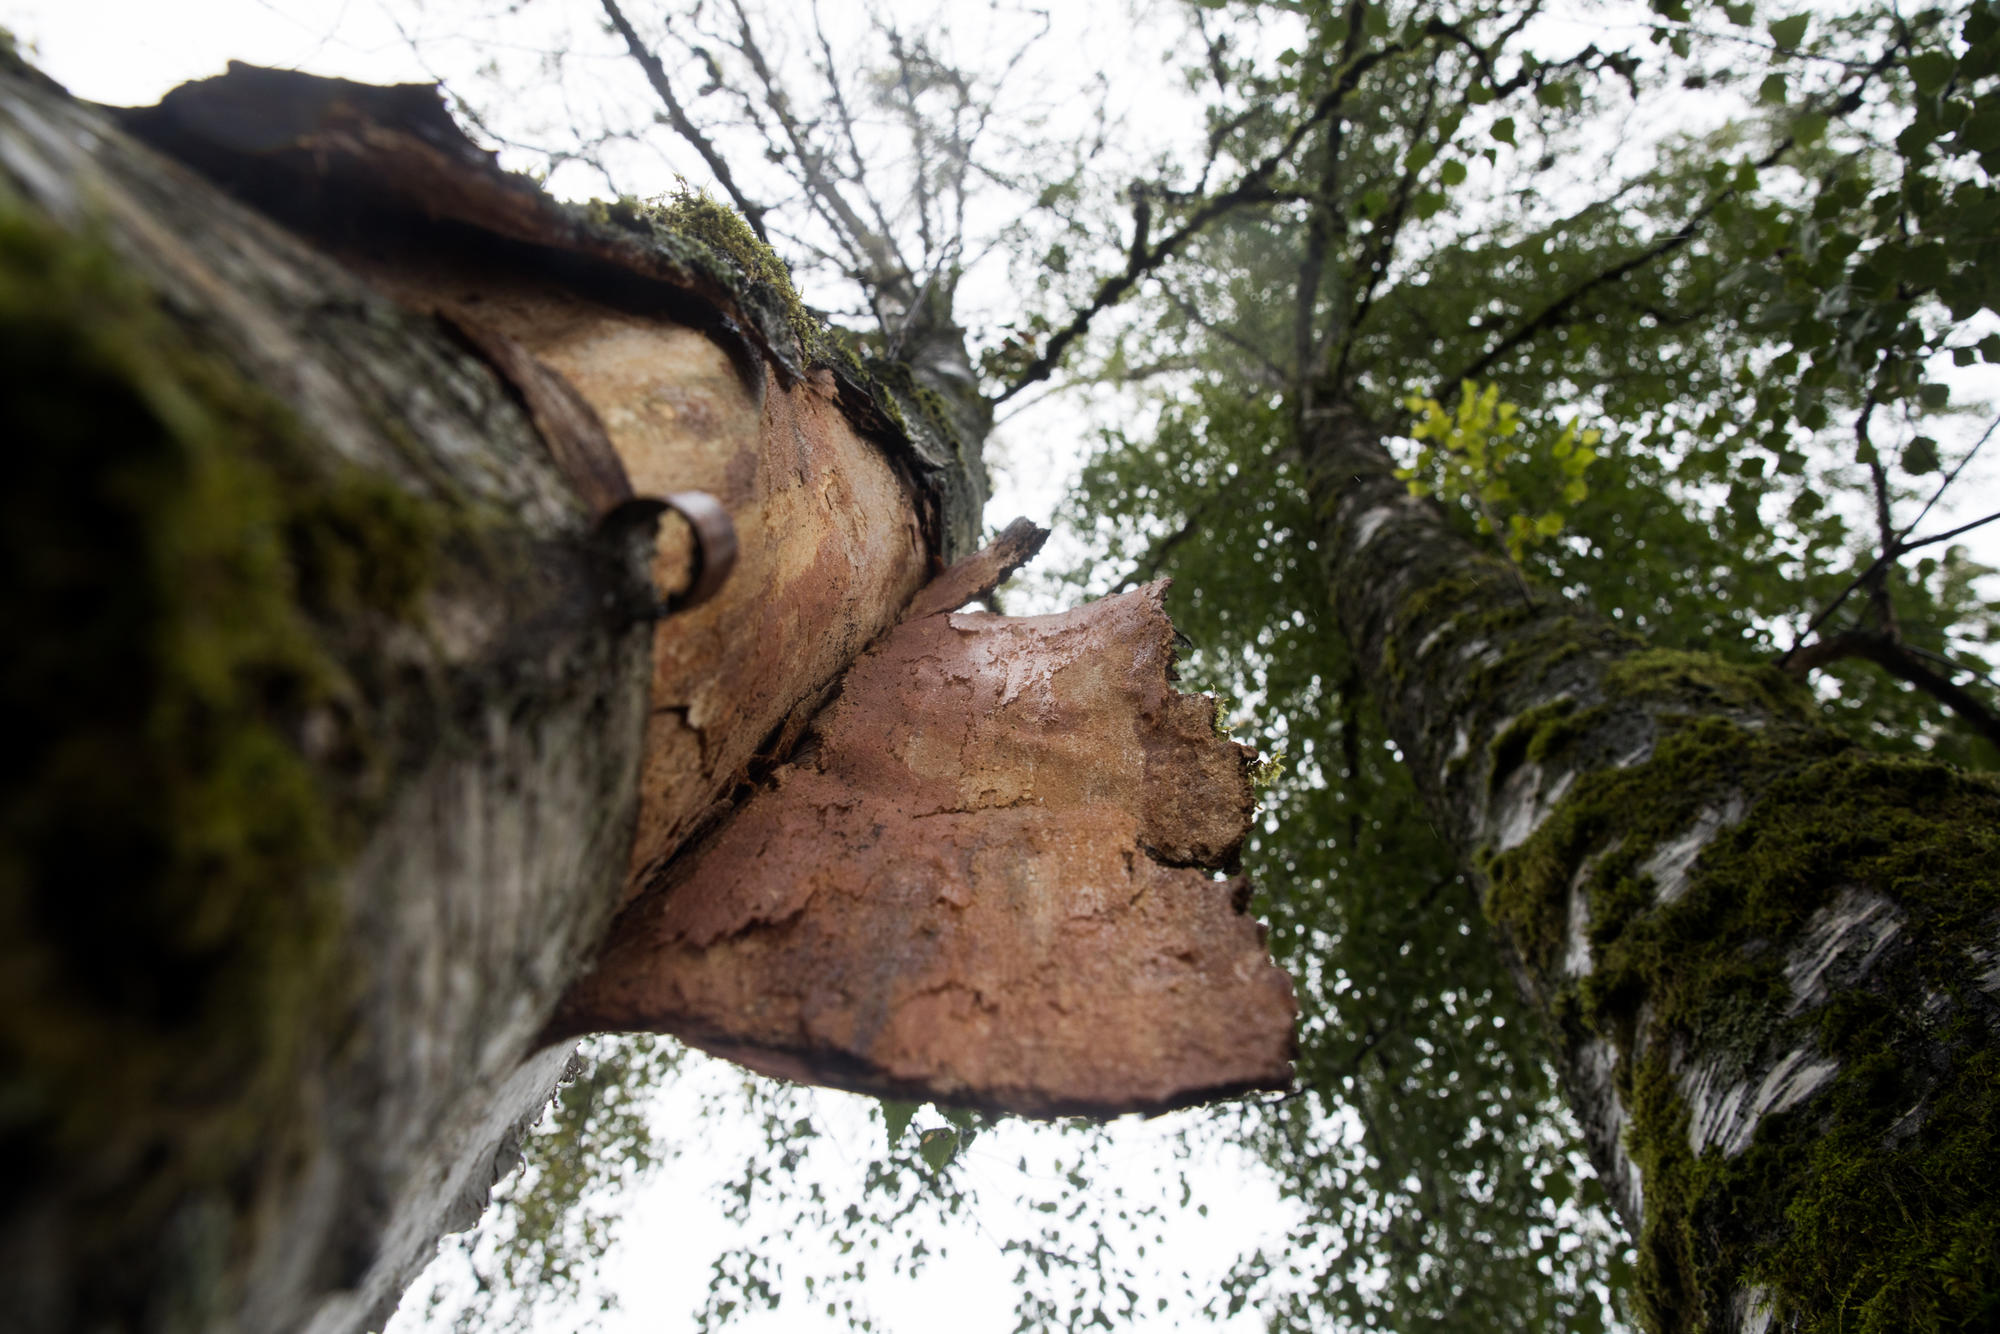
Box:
0;59;663;1334
1303;403;2000;1333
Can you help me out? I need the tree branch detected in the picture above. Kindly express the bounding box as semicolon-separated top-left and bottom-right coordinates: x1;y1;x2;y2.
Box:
1783;629;2000;751
599;0;769;241
1453;48;1898;387
996;35;1424;404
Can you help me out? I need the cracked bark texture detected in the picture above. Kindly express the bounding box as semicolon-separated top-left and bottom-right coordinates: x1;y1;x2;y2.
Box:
1303;404;2000;1333
553;578;1297;1115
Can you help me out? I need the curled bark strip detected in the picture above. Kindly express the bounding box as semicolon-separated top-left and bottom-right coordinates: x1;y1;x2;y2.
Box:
437;306;634;516
656;491;739;611
597;492;739;616
553;580;1297;1117
901;515;1049;621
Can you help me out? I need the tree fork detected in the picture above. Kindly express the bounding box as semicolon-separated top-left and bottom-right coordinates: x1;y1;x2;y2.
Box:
1302;402;2000;1332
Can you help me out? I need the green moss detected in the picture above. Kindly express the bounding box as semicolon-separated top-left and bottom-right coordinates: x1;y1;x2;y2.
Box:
863;354;965;455
1485;700;2000;1333
1486;696;1617;795
0;194;443;1314
1375;571;1514;695
1602;647;1813;721
593;190;981;555
612;187;821;361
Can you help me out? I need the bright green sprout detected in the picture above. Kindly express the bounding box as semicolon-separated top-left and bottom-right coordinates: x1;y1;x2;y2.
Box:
1397;380;1601;562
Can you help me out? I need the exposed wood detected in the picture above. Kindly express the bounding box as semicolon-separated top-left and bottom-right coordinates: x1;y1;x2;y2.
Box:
354;259;935;898
903;514;1050;619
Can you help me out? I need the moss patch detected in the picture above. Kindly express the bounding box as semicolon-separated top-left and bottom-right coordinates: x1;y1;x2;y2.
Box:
1602;647;1812;722
1486;704;2000;1333
0;194;442;1316
595;187;821;362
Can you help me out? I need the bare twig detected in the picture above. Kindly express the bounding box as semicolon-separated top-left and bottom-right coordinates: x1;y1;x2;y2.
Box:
1783;427;1997;662
1900;507;2000;553
1899;411;1998;541
599;0;769;240
1781;629;2000;750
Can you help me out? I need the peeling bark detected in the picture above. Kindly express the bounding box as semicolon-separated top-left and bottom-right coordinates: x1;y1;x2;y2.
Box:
553;576;1296;1115
1303;402;2000;1333
1;58;1295;1334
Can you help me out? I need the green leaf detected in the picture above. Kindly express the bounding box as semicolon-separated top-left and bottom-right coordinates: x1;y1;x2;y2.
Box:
1919;382;1951;409
1908;50;1954;94
1360;187;1391;217
881;1099;919;1150
918;1127;960;1172
1759;73;1788;105
1408;142;1437;172
1491;117;1517;146
1439;159;1468;187
1364;5;1391;37
1903;436;1942;474
1979;334;2000;362
1768;13;1809;48
1793;112;1828;146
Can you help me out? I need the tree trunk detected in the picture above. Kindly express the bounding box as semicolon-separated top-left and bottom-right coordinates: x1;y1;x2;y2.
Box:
1;58;1298;1334
0;58;968;1334
1303;402;2000;1332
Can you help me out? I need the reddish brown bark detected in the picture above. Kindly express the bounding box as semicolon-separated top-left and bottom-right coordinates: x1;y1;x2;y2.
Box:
554;574;1298;1116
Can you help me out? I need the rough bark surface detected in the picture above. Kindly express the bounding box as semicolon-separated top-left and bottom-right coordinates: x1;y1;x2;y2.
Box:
0;61;655;1334
553;577;1297;1115
1302;403;2000;1333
